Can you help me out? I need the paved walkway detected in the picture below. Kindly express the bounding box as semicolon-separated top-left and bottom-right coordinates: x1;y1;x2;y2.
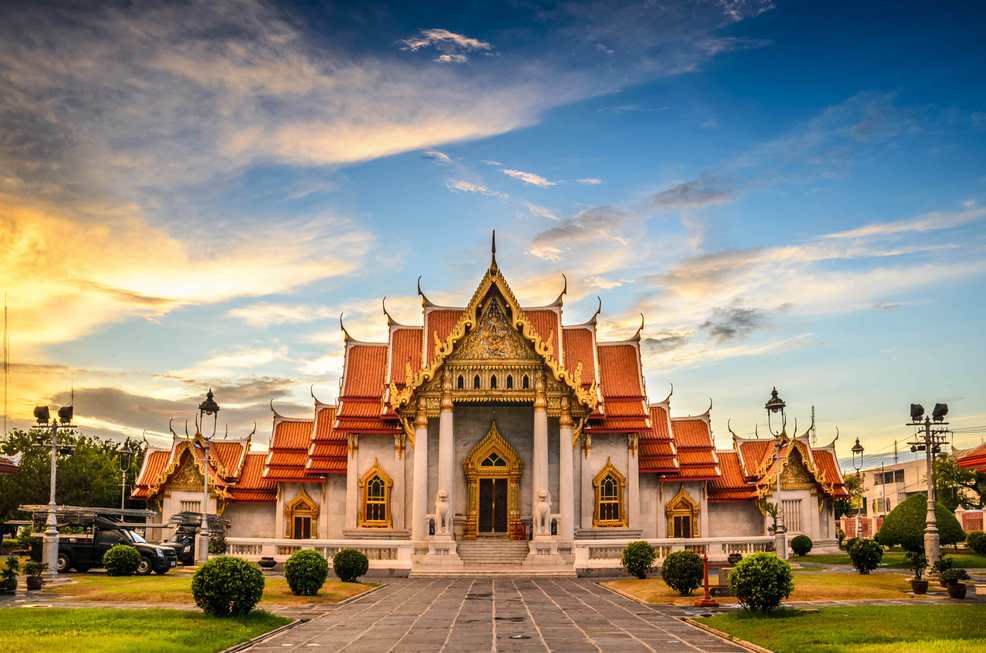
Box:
248;578;748;652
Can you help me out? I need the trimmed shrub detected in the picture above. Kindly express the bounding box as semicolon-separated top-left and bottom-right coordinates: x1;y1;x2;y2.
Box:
848;538;883;575
875;493;964;552
940;568;970;585
209;531;228;555
285;549;329;596
660;549;704;596
835;528;845;550
103;544;141;576
728;552;793;613
844;537;859;553
332;548;369;583
191;556;265;616
790;535;813;557
621;541;657;579
966;530;986;557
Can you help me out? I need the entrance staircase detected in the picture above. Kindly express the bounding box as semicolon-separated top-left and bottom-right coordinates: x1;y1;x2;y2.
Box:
409;537;576;577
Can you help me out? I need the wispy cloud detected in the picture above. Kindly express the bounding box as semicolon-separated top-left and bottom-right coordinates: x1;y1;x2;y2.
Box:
446;179;508;200
652;175;733;209
521;201;559;221
399;28;493;63
502;169;557;187
578;178;603;185
699;300;770;343
822;203;986;240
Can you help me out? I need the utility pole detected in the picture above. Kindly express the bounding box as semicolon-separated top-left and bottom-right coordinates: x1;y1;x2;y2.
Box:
907;404;949;564
811;405;817;447
893;440;898;465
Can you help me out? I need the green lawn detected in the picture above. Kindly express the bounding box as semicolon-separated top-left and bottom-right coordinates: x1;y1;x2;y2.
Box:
792;548;986;569
700;605;986;653
43;573;376;605
0;608;290;653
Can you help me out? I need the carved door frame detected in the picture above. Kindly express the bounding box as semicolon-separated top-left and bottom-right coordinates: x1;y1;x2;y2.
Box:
462;421;523;539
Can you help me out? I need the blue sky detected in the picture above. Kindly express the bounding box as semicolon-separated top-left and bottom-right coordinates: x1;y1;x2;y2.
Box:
2;0;985;468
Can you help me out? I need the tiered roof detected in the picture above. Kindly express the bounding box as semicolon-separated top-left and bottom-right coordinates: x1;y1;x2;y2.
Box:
955;442;986;472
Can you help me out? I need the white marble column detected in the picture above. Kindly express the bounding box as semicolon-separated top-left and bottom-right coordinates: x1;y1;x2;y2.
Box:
411;399;429;541
532;371;551;537
558;398;575;540
436;369;455;537
628;433;640;530
345;438;358;530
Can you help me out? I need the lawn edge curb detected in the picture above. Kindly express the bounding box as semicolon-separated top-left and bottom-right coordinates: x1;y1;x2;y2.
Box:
682;617;773;653
220;617;306;653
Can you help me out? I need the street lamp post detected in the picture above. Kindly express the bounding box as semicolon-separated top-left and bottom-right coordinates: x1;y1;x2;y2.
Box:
851;437;865;538
765;387;788;560
196;389;220;565
33;404;75;581
116;439;133;510
908;403;948;565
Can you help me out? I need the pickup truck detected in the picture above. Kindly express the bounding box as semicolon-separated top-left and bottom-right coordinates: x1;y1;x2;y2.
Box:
31;516;178;575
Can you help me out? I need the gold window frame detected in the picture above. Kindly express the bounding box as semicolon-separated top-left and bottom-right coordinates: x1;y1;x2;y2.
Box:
665;485;699;538
285;487;319;539
592;458;627;527
462;421;524;539
358;459;393;528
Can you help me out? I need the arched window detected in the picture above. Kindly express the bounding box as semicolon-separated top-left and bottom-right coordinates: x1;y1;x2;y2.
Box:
359;459;393;528
592;459;627;527
474;375;481;389
285;488;319;539
665;486;700;538
458;375;464;389
490;375;497;389
506;375;513;389
523;375;530;389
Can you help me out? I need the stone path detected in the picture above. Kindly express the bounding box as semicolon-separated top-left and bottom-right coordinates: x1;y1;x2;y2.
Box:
247;578;748;652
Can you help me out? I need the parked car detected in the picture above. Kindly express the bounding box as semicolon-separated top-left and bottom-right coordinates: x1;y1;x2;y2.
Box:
162;529;196;566
31;515;177;575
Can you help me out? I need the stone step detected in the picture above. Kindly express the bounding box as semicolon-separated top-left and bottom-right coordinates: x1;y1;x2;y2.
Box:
409;568;577;578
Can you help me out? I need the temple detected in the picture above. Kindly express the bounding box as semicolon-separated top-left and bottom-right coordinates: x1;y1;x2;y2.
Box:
133;240;849;574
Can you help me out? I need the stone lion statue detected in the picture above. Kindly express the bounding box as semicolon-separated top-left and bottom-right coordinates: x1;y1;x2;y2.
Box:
534;488;551;535
435;488;452;535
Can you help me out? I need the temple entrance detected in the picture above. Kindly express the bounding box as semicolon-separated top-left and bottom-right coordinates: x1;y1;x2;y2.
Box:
463;421;524;539
478;477;509;533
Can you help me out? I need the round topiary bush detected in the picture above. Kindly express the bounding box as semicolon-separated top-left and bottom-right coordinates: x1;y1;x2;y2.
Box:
660;549;704;596
621;541;656;579
728;552;793;613
284;549;329;596
875;493;964;552
844;536;859;553
966;530;986;557
790;535;813;557
332;548;369;583
191;556;265;616
103;544;141;576
848;538;883;574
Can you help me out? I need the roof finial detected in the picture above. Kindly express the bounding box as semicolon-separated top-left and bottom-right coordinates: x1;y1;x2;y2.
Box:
142;429;149;445
554;273;568;305
663;383;673;403
633;313;645;340
591;297;602;324
339;313;351;342
489;230;498;275
382;296;392;326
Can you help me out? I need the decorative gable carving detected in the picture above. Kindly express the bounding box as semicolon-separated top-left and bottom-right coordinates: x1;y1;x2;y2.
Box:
449;298;540;362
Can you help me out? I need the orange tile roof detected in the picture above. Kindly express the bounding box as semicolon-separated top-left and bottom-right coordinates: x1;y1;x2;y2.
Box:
305;458;348;472
597;343;644;398
225;490;277;502
645;405;672;442
709;451;755;501
309;442;347;458
210;441;244;476
812;449;849;496
425;310;462;358
588;418;650;431
236;453;275;491
679;450;717;467
270;419;313;450
638;457;679;473
738;439;772;476
638;442;675;458
135;450;170;486
342;344;388;398
671;419;714;449
956;441;986;470
334;418;400;432
603;399;649;417
337;399;382;418
562;327;597;384
526;309;560;360
389;328;423;384
266;451;308;467
312;405;338;441
262;467;321;481
675;466;721;479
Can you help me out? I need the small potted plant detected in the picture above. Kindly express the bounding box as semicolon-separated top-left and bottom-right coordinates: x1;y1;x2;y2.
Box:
930;555;953;587
941;568;971;599
23;560;47;590
905;551;928;594
1;553;20;593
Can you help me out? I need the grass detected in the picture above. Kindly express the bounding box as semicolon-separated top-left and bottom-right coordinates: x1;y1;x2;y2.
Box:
699;605;986;653
43;573;377;605
605;573;941;605
0;607;290;653
791;548;986;569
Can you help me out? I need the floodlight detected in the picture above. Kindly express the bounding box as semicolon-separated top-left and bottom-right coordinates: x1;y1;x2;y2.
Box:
932;403;948;422
57;406;73;424
910;404;924;421
34;405;50;424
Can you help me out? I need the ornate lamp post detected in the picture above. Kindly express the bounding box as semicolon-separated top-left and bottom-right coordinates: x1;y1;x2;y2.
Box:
116;439;133;510
851;437;864;538
765;387;788;559
907;403;948;564
196;389;220;565
33;403;76;580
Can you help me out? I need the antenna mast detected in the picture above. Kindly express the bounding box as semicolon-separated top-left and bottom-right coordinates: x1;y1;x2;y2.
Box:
810;405;816;446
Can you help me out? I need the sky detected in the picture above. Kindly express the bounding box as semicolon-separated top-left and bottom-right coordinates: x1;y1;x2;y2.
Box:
1;0;985;471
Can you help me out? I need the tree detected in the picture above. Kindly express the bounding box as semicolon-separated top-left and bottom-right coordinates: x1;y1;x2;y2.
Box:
875;493;964;553
0;429;146;523
835;473;862;519
932;455;986;511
